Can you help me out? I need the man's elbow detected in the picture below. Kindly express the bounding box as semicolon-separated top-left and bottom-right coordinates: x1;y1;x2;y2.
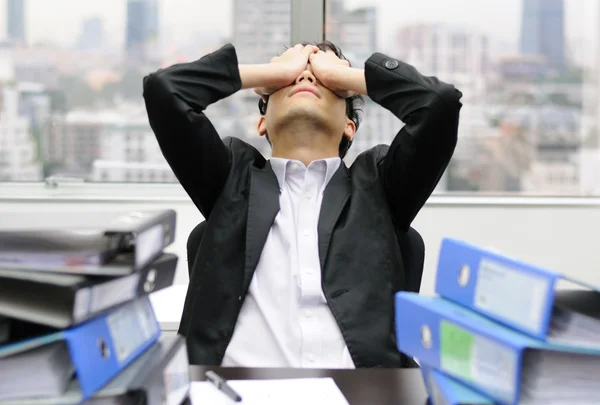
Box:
423;85;461;160
142;73;174;116
437;83;463;110
142;73;161;101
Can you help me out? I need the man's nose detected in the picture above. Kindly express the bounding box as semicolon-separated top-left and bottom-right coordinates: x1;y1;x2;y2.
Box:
295;65;316;84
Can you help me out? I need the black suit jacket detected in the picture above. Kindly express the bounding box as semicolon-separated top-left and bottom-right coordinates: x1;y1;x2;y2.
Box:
143;44;462;368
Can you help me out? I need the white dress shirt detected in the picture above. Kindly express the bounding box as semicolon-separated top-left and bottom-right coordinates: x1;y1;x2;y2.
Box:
221;157;356;368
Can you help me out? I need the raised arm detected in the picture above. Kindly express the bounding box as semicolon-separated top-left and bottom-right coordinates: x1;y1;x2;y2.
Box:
312;51;462;231
143;43;320;218
367;53;462;231
143;44;240;218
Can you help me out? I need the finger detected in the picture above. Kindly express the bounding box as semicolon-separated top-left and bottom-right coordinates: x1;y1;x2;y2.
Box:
303;45;317;58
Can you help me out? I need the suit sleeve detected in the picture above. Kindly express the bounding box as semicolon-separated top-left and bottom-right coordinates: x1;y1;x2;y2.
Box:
143;44;242;218
365;53;463;231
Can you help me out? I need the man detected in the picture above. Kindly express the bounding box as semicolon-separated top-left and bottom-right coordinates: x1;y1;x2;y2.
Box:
143;41;462;369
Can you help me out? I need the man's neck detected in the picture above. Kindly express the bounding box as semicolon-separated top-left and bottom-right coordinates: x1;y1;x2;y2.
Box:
270;128;340;167
271;146;339;166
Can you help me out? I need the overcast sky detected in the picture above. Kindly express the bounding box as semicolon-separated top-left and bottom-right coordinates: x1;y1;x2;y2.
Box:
0;0;598;55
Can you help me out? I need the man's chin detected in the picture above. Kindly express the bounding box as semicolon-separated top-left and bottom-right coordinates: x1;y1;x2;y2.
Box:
283;104;326;123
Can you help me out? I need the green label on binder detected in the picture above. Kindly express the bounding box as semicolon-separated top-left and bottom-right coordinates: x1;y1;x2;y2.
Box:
440;320;474;379
439;320;518;404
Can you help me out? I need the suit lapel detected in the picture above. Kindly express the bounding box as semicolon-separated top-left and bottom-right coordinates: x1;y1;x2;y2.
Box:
245;162;280;286
318;163;351;270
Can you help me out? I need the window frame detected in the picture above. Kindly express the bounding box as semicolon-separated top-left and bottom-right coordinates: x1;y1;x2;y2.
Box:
0;0;595;204
1;181;600;207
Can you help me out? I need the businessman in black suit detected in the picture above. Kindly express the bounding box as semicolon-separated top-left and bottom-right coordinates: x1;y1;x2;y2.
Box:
143;42;462;368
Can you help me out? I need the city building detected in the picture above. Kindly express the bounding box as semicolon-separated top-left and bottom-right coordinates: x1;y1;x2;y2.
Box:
395;23;489;104
78;17;105;51
45;105;171;180
232;0;291;64
7;0;26;45
126;0;161;64
0;46;42;181
519;0;566;73
326;4;377;65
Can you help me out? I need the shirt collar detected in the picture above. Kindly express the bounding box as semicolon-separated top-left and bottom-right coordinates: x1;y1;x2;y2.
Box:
270;157;342;192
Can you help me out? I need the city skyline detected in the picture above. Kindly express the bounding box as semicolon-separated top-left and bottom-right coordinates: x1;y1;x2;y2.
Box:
0;0;597;58
1;0;599;193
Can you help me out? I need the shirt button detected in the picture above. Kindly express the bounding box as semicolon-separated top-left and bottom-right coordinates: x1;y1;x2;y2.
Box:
305;268;314;275
305;310;313;318
302;230;310;237
304;192;312;200
307;354;315;362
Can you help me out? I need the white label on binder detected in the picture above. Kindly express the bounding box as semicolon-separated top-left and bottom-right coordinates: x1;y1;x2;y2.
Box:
89;273;140;315
73;287;91;321
135;224;164;269
474;258;550;334
107;298;158;363
471;334;518;402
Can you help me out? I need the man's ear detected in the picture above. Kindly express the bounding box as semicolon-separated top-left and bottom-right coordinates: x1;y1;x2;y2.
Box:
343;118;356;141
257;116;267;137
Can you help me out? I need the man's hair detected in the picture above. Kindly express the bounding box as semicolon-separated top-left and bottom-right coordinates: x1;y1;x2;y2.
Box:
258;40;364;159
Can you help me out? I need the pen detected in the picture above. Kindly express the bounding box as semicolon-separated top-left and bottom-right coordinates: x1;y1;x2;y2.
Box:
205;370;243;402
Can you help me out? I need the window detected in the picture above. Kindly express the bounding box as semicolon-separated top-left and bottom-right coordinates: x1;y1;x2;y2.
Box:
0;0;290;184
1;0;598;197
327;0;599;195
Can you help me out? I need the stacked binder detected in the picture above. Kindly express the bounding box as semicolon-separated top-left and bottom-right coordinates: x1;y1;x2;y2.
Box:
396;238;600;405
0;210;191;404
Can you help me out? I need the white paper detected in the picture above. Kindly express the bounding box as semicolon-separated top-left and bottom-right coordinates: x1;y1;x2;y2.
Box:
190;378;349;405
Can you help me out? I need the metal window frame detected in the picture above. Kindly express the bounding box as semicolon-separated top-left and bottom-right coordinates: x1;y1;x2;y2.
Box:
1;181;600;207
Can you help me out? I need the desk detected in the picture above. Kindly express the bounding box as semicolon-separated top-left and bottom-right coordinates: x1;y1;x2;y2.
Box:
190;366;428;405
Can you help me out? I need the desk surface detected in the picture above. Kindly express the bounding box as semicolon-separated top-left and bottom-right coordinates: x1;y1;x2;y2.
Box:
190;366;428;405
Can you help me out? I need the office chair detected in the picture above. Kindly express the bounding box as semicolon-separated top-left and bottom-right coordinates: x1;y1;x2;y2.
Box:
186;221;207;279
186;221;425;292
397;227;425;293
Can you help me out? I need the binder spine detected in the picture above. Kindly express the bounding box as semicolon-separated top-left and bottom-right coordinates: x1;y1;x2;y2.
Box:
136;254;178;296
395;294;522;405
435;238;556;338
134;212;176;270
421;366;451;405
66;296;160;400
72;254;177;326
72;273;140;324
421;366;495;405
